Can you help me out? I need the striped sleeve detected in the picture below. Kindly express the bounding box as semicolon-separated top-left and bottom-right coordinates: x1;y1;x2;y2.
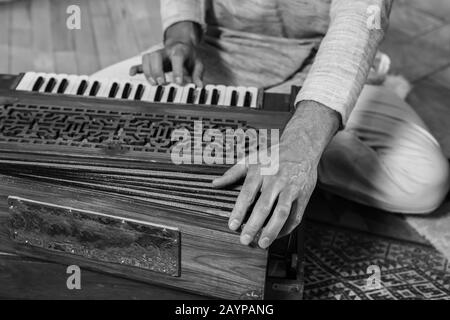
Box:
295;0;392;125
160;0;205;33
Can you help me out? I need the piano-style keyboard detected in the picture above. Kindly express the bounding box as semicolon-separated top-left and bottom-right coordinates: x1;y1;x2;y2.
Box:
15;72;260;108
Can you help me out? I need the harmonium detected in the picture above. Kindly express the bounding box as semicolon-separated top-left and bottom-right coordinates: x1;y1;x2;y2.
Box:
0;72;304;300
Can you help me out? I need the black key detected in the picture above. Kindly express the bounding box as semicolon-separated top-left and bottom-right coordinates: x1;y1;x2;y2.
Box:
243;91;252;107
108;82;119;98
121;83;132;99
198;88;206;104
211;89;219;105
134;84;144;100
56;79;69;93
186;87;195;103
32;76;44;91
167;86;176;102
154;85;163;102
44;78;56;93
89;81;100;96
230;90;237;106
76;80;88;95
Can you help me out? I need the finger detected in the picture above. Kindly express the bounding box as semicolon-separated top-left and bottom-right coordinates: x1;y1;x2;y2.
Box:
142;54;156;85
148;51;166;85
192;59;204;87
228;166;262;231
129;64;143;76
212;162;248;188
170;49;186;85
258;186;297;248
240;180;282;246
278;197;306;238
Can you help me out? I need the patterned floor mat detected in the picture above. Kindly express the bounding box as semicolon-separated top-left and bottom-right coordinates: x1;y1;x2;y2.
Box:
303;221;450;300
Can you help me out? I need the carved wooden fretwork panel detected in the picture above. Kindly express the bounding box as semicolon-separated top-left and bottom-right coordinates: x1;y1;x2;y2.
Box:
0;103;252;156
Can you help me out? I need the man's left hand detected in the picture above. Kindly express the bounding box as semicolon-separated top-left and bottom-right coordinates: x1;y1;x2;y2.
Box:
213;101;340;248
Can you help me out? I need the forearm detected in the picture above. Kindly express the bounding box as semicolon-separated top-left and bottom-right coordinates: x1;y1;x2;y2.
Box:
160;0;204;36
282;101;340;162
295;0;392;126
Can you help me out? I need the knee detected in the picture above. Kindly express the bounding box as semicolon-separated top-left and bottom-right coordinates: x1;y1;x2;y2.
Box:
385;143;449;214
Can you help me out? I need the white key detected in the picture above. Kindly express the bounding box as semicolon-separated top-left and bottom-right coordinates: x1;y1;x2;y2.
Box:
32;72;49;93
120;81;135;99
247;87;259;108
173;84;184;103
16;72;38;91
108;78;123;98
126;80;138;100
128;80;148;100
49;74;66;94
54;74;71;94
96;79;114;98
82;77;99;96
236;86;248;107
38;73;57;93
42;73;62;93
30;72;48;92
142;85;158;102
204;84;225;105
160;84;182;103
193;87;204;104
72;75;89;95
224;86;238;106
111;79;127;99
180;84;196;103
64;75;82;95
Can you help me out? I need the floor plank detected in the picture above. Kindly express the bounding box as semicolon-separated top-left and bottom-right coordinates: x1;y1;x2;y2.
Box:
380;23;450;82
126;0;162;52
427;65;450;89
73;0;100;75
388;1;445;39
10;0;33;73
107;0;141;60
398;0;450;22
88;0;121;69
50;0;78;74
31;0;54;72
0;3;11;73
406;80;450;158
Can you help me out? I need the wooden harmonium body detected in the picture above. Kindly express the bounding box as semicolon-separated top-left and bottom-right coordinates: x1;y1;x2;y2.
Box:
0;73;304;300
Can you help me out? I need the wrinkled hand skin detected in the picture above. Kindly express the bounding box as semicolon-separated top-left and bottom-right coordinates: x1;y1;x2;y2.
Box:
213;101;340;249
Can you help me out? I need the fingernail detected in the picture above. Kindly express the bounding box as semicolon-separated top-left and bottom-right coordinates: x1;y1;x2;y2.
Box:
148;77;156;85
259;237;270;249
156;77;165;85
212;178;221;186
229;219;240;231
175;77;183;85
241;234;252;245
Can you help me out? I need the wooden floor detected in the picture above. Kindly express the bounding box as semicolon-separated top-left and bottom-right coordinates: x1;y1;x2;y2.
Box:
0;0;162;75
381;0;450;158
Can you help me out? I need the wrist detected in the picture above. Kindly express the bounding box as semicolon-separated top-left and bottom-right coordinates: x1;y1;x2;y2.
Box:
164;21;202;46
281;100;340;161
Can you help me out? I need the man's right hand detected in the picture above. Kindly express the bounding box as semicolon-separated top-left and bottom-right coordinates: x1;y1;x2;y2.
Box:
130;21;204;87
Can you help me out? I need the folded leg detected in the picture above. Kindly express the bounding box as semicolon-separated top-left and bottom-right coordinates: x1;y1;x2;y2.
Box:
318;85;449;213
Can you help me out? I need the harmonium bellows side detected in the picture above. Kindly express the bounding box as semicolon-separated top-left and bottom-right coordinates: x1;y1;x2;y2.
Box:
0;72;303;300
